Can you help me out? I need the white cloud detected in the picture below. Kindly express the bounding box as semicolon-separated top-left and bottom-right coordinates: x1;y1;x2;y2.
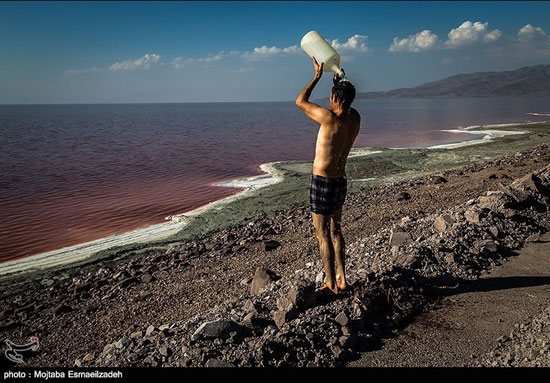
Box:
109;53;161;71
330;34;368;52
172;51;224;69
390;21;504;53
389;30;439;52
242;34;367;61
483;29;502;43
517;24;546;42
242;44;300;60
444;21;501;47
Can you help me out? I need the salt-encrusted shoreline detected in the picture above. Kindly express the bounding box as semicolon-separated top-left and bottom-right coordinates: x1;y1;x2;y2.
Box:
0;121;545;277
0;162;286;277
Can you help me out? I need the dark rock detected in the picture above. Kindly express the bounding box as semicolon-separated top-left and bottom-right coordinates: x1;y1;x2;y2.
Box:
264;240;281;251
192;320;249;341
389;229;412;247
434;214;455;233
479;240;498;254
395;253;420;268
510;173;545;195
250;268;279;295
276;282;317;313
54;303;72;316
396;191;411;201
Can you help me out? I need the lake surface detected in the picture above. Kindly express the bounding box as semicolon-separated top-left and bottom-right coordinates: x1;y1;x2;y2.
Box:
1;97;549;263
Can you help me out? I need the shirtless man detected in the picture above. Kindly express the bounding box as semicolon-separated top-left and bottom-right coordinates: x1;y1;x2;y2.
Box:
295;57;361;295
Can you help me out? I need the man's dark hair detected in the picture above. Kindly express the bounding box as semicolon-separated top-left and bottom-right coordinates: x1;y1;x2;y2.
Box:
331;81;356;109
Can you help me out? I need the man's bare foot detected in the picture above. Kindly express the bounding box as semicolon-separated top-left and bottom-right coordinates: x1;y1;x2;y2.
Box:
318;282;339;295
336;273;348;291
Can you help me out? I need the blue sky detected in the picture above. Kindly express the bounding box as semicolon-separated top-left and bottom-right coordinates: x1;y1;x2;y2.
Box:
1;1;550;104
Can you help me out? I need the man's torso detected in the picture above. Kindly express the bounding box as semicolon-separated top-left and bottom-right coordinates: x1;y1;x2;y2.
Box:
312;108;361;178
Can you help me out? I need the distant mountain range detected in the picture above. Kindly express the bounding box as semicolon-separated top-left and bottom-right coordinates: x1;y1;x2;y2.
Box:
355;64;550;99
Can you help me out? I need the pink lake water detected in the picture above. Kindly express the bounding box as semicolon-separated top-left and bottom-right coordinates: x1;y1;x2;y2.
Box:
1;97;549;263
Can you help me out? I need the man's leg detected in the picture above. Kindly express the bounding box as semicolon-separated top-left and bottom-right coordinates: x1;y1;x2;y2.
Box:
330;208;347;290
312;212;338;294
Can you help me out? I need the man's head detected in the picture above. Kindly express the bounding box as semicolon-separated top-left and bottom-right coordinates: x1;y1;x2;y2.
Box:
330;81;356;111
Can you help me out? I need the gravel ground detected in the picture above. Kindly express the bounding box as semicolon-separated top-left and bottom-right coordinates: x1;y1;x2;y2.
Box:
1;143;549;367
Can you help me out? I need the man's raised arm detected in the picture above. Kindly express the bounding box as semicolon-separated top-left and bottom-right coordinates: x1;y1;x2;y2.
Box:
295;57;332;124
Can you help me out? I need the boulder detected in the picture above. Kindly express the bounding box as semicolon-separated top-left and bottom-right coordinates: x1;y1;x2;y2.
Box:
191;320;249;341
477;192;513;212
395;253;420;269
510;173;545;195
465;209;482;224
389;229;412;247
250;268;279;295
496;182;529;204
434;214;455;233
276;283;317;312
273;282;317;328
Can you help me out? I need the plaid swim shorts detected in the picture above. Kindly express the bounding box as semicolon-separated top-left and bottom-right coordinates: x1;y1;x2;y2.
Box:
310;174;347;215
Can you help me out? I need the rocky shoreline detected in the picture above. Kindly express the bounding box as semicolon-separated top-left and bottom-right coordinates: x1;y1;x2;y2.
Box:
1;143;549;367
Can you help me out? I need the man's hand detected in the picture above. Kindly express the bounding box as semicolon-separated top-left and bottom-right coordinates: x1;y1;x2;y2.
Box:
313;56;323;79
333;72;342;86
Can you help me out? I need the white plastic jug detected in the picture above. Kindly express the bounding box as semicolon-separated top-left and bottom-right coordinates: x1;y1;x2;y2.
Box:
300;30;345;78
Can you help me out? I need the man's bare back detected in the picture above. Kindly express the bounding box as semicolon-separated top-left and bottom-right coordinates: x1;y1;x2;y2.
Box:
313;108;360;178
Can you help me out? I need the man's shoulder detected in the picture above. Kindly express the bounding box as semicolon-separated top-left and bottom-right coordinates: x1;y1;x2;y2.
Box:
350;107;361;119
